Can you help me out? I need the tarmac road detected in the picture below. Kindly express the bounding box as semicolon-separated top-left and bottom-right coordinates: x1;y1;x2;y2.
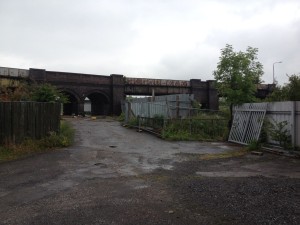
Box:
0;118;299;225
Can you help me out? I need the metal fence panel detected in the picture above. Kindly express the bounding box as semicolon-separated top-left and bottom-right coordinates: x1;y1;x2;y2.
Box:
265;101;298;147
229;103;267;145
229;101;300;147
125;94;194;120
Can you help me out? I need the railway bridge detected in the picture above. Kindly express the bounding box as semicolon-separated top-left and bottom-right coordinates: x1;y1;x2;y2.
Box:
0;67;273;115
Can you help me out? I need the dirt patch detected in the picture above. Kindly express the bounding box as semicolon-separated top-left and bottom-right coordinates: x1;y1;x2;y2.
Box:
177;148;249;161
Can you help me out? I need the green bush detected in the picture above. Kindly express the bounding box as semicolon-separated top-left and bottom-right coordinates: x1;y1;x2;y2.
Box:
152;114;165;130
118;112;125;122
41;121;74;148
162;118;228;141
124;111;229;142
128;117;139;126
267;120;292;150
247;140;262;151
162;129;191;141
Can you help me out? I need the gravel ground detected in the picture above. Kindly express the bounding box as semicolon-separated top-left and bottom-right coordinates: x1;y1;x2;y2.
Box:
162;155;300;225
0;118;299;225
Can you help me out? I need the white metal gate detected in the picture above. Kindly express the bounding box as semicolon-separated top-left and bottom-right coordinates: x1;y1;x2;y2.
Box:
228;103;267;145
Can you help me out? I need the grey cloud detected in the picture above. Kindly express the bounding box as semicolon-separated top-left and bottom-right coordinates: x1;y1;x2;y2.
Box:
0;0;299;83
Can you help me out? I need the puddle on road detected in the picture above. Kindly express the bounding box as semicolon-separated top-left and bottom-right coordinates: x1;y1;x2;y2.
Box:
94;163;108;168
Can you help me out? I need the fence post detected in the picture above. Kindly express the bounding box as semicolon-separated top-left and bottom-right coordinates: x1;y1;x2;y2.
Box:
128;102;132;122
138;116;141;131
124;102;128;123
212;119;214;138
166;101;171;118
189;106;192;135
291;101;296;149
176;95;179;118
151;88;155;102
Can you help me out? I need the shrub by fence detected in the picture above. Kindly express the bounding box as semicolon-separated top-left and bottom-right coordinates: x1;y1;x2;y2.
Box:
123;94;228;141
133;116;228;141
0;102;61;144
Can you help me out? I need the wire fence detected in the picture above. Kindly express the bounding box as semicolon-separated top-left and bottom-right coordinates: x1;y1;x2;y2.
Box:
130;116;228;140
124;94;195;121
123;94;228;140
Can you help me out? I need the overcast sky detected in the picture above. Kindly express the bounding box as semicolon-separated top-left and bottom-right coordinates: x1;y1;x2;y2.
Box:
0;0;299;84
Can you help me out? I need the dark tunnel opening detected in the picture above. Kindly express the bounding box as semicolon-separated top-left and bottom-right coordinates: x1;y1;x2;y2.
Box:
85;92;110;116
62;92;78;116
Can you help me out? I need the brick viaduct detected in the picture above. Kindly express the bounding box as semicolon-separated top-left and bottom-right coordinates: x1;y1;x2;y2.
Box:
0;67;274;116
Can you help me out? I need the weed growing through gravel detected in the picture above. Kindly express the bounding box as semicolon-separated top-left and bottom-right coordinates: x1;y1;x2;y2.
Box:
247;140;262;151
177;149;248;161
0;120;74;162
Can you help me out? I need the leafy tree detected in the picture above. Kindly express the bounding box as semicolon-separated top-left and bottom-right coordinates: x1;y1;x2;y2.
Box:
267;74;300;101
266;85;289;102
213;44;264;130
31;83;68;103
287;74;300;101
213;44;264;106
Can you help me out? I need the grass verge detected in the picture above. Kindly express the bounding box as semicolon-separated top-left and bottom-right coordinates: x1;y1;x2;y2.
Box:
0;120;75;162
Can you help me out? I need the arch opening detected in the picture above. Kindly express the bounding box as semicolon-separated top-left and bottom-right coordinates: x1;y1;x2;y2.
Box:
85;92;110;116
61;91;79;115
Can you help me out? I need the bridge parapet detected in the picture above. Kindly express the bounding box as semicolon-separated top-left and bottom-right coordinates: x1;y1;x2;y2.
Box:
125;77;190;87
0;66;29;78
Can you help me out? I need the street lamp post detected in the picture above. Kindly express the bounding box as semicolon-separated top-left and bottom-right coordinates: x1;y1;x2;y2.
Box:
273;61;282;84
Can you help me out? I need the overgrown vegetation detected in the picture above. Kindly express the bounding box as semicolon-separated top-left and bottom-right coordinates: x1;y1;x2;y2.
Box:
265;119;292;150
0;82;68;103
163;109;229;141
249;118;294;151
162;116;228;141
266;74;300;101
128;117;139;127
0;81;31;101
0;120;74;162
30;83;68;103
247;140;262;151
126;110;229;141
118;112;125;122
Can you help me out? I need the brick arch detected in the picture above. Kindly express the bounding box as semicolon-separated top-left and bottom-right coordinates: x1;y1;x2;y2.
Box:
83;90;111;116
59;88;81;116
27;68;222;115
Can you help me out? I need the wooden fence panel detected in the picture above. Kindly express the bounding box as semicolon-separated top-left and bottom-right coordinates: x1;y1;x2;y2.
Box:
0;102;61;144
